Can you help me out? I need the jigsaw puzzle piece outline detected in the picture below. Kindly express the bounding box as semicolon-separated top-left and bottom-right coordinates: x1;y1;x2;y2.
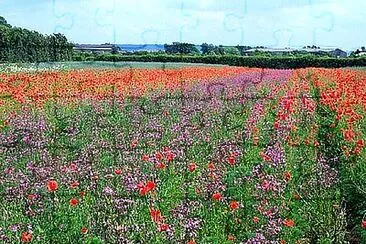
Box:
94;0;117;44
222;0;250;45
270;28;295;48
52;0;75;33
179;1;200;42
140;29;161;46
311;11;334;46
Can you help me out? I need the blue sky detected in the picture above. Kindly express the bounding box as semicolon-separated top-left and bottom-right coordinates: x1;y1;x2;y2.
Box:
0;0;365;50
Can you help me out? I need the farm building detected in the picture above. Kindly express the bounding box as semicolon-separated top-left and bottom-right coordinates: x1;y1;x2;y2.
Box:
73;44;118;54
243;48;296;55
329;48;347;58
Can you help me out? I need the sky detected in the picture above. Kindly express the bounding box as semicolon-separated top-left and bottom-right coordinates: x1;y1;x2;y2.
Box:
0;0;365;50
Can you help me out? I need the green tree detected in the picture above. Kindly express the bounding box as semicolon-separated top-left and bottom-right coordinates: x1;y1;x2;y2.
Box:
111;45;121;55
236;45;252;55
201;43;218;55
164;42;200;55
223;47;240;55
0;16;11;28
0;16;73;63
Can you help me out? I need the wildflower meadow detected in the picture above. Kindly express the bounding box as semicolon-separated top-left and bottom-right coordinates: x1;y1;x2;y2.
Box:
0;66;365;243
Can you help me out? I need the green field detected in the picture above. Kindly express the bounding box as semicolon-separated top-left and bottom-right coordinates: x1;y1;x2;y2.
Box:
0;61;228;73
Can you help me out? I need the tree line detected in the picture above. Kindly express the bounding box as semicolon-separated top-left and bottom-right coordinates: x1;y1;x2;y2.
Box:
163;42;251;56
0;16;73;63
162;42;338;57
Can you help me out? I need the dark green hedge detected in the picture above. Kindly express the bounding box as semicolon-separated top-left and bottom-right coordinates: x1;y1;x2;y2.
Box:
72;53;366;69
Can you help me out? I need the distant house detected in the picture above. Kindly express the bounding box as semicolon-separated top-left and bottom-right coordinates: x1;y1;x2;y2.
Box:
329;48;347;58
355;47;366;57
243;48;296;56
356;52;366;57
73;44;115;54
301;48;331;55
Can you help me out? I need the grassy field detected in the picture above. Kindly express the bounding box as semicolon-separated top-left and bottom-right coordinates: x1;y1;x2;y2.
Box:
0;61;227;73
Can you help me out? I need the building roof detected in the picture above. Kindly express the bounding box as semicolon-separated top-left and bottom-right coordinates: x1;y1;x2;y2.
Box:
74;44;114;49
73;47;112;51
244;48;296;53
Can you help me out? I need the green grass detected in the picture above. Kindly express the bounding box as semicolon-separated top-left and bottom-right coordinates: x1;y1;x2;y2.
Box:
0;61;227;73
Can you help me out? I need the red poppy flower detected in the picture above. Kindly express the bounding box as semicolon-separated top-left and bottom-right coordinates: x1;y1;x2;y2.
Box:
159;223;169;232
284;171;291;182
21;232;32;243
114;169;122;175
293;193;301;200
137;182;144;189
343;128;355;142
150;208;162;223
156;162;166;169
356;139;364;148
227;156;235;166
274;121;280;129
229;201;239;210
212;192;222;201
81;227;88;234
253;216;260;223
362;220;366;229
155;152;163;161
139;187;148;196
187;240;196;244
139;181;156;196
189;163;197;172
71;181;79;188
283;219;295;227
70;198;79;206
354;146;362;155
69;163;78;171
228;235;235;241
208;162;215;170
27;194;35;200
261;180;270;191
145;181;156;192
165;151;176;161
130;139;138;149
47;180;58;192
80;191;86;197
260;151;271;162
142;154;149;162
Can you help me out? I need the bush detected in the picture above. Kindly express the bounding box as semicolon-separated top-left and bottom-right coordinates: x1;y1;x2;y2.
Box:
74;54;366;69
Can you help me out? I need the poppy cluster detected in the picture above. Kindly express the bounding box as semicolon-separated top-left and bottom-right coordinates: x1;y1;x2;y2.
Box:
138;181;156;196
0;67;256;107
